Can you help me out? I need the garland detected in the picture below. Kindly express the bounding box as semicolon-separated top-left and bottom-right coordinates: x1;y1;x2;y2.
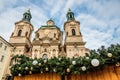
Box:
10;44;120;76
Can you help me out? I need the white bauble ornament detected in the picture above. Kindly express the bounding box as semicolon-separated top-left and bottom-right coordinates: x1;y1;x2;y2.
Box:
72;61;76;65
32;60;38;65
41;71;43;73
18;73;21;76
58;58;61;61
81;66;86;71
25;67;28;70
66;68;70;73
107;53;112;58
46;67;49;71
53;68;57;72
29;71;32;74
44;59;47;63
116;62;120;67
91;59;100;67
18;67;21;70
30;67;33;70
39;63;42;66
86;57;89;60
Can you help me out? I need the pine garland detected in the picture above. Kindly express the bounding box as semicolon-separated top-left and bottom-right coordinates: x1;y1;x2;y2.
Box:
10;44;120;76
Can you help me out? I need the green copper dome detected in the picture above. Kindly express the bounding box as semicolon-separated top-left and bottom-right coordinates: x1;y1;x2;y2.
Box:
22;9;32;23
66;8;75;21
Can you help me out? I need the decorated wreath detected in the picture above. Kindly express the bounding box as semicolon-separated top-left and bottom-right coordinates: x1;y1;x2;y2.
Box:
10;44;120;76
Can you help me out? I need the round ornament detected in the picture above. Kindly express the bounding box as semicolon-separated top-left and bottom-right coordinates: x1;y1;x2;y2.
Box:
86;57;89;60
66;68;70;73
29;71;32;74
46;67;49;71
25;67;28;70
91;59;100;67
116;62;120;67
53;68;57;72
30;67;33;70
58;58;61;61
107;53;112;58
18;67;21;70
81;66;86;71
18;73;21;76
39;63;42;66
41;71;43;73
32;60;38;65
44;59;47;63
72;61;76;65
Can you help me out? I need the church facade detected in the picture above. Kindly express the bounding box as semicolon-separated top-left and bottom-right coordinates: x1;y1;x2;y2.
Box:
9;9;89;59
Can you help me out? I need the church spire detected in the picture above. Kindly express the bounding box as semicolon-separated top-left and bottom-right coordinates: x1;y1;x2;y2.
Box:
66;8;75;21
22;9;32;22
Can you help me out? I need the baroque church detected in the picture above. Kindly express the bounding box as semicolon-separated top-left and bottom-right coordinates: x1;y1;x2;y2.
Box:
9;9;89;59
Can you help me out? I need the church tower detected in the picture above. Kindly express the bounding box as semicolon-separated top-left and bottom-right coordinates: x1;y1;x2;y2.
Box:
9;9;34;56
64;9;89;57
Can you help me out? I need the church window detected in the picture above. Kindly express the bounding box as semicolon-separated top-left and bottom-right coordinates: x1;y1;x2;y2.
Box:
25;32;28;37
44;48;47;52
4;46;7;50
54;33;56;38
70;14;73;18
0;42;3;47
72;29;76;35
35;33;39;38
53;49;56;52
66;32;68;36
0;55;4;62
18;30;22;36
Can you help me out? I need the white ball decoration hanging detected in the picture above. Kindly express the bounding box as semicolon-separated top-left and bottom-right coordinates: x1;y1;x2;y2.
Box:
86;57;89;60
44;59;47;63
91;59;100;67
41;71;43;73
18;73;21;76
39;63;42;66
72;61;76;65
107;53;112;58
81;66;86;71
58;58;61;61
30;67;33;70
53;68;57;72
32;60;38;65
25;67;28;70
46;67;49;71
18;67;21;70
66;68;70;73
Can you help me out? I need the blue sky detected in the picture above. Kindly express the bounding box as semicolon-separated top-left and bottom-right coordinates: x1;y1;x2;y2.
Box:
0;0;120;49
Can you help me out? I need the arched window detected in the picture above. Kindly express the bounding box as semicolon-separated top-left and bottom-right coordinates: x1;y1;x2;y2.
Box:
25;32;28;37
0;42;3;47
18;30;22;36
53;49;56;52
66;32;68;36
70;14;73;18
54;33;56;38
42;54;48;59
72;29;76;35
44;48;47;52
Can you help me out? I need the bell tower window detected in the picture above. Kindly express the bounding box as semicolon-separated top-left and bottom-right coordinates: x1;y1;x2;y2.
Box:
18;30;22;36
72;29;76;35
69;14;73;18
25;32;28;37
54;33;56;38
